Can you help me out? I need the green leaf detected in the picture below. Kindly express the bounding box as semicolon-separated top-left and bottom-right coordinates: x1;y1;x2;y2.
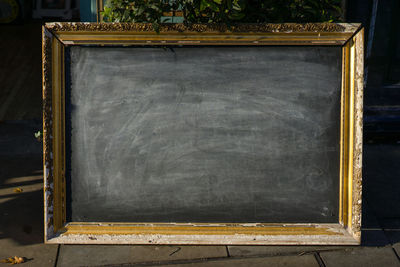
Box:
200;0;208;11
208;1;219;12
228;12;245;20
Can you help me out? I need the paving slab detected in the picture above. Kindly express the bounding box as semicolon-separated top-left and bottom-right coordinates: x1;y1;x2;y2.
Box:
320;246;400;267
148;254;319;267
0;124;57;267
57;245;227;266
393;243;400;257
0;159;58;267
0;156;44;245
0;240;58;267
228;245;350;257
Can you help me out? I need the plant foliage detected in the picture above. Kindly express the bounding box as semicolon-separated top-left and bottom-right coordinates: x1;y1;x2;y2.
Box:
102;0;343;30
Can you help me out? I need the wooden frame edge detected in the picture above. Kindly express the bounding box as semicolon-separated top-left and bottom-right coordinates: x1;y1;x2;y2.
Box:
51;34;66;235
45;22;360;33
49;223;358;245
339;41;349;227
43;25;67;243
349;28;364;242
338;27;363;244
45;22;361;46
43;25;54;243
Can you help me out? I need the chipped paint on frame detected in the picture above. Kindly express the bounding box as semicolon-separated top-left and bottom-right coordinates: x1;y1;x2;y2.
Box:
42;26;55;239
350;28;364;241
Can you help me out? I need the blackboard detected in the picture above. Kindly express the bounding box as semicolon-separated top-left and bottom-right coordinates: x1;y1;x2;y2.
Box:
65;45;342;223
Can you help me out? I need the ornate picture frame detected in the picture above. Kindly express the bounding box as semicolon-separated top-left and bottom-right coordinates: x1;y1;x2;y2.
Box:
43;23;363;244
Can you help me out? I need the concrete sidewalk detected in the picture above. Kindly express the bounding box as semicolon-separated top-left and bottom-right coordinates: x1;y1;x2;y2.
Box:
1;120;400;266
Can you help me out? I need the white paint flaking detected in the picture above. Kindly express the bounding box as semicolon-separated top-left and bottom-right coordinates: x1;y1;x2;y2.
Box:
48;232;358;245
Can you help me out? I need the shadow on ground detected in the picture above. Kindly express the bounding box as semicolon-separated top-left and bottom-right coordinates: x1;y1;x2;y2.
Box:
0;120;43;245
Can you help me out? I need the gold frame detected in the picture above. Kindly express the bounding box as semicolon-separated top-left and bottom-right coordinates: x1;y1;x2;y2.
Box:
43;22;364;245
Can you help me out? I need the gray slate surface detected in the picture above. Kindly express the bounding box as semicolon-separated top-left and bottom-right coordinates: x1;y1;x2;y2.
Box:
68;46;342;223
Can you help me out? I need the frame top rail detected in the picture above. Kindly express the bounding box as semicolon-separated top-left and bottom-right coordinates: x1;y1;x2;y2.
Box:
45;22;361;46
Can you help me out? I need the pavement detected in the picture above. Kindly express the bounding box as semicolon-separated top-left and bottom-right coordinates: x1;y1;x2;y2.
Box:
0;120;400;267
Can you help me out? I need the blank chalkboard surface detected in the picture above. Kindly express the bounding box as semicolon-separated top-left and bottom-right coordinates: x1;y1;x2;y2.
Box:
66;46;342;223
